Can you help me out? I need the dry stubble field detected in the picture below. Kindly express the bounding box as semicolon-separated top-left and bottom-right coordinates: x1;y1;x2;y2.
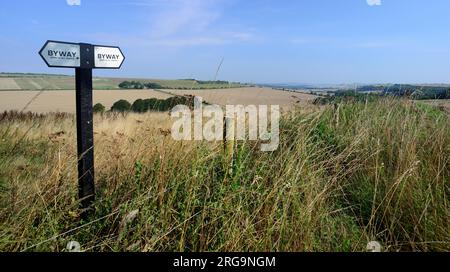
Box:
0;87;316;113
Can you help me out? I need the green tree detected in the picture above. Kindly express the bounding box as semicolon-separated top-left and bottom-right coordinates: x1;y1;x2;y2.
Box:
93;103;105;113
143;98;160;111
111;99;131;112
144;82;163;89
131;99;145;112
134;81;145;89
119;81;131;89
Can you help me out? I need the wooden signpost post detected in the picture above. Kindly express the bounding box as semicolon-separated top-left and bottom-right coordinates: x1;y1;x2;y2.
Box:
39;40;125;215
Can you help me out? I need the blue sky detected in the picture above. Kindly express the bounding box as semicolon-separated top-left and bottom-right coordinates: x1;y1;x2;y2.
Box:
0;0;449;84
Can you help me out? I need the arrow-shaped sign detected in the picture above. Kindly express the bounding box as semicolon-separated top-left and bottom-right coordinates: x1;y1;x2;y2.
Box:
94;46;125;69
39;41;81;68
39;40;125;69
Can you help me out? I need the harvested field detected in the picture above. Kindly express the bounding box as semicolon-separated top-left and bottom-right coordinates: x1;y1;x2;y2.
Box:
0;87;315;113
168;87;316;107
0;89;171;113
421;99;450;114
0;78;21;90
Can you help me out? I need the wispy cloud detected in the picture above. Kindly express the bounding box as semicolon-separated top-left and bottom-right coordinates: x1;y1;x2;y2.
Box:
86;31;253;48
367;0;382;6
90;0;254;48
152;37;227;47
111;0;222;38
150;31;253;47
149;0;221;38
66;0;81;6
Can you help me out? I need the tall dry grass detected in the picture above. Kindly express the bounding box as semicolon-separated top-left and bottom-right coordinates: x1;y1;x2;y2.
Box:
0;98;448;252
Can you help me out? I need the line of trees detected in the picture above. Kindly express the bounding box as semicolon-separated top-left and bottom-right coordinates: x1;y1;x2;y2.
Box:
118;80;240;90
313;85;450;105
130;96;195;112
382;85;450;100
118;81;164;89
93;96;196;113
352;85;450;100
196;80;229;85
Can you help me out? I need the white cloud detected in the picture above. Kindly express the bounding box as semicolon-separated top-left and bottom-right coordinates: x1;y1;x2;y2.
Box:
84;0;255;48
153;32;253;47
66;0;81;6
367;0;381;6
87;31;254;48
153;37;227;47
149;0;220;38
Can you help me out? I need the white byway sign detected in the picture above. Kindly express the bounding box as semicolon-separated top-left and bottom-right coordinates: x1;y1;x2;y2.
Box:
39;41;81;68
39;41;125;69
94;46;125;68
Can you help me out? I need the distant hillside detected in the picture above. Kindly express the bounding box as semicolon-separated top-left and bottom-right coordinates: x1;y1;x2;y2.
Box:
116;79;244;90
264;82;450;101
356;84;450;100
0;73;244;91
0;72;72;77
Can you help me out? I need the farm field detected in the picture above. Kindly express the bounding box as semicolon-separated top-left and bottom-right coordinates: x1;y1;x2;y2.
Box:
0;74;117;90
0;89;171;113
421;99;450;114
167;87;315;107
0;87;313;113
0;73;244;91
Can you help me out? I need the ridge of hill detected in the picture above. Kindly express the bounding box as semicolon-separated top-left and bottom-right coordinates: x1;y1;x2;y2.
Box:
0;73;244;91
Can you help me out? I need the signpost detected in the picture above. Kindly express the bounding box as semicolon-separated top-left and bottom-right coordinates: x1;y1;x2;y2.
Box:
39;40;125;216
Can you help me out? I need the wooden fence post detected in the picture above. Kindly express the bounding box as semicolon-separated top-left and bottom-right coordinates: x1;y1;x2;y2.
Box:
223;116;235;174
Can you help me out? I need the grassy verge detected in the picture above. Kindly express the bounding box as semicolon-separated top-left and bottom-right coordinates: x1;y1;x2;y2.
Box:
0;98;448;251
